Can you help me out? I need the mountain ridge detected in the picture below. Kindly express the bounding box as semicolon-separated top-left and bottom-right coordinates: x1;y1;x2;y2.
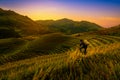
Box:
0;8;119;38
0;8;47;37
36;18;103;34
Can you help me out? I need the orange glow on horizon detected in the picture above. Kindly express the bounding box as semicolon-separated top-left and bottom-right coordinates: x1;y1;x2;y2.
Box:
28;13;120;27
6;5;120;28
1;0;120;28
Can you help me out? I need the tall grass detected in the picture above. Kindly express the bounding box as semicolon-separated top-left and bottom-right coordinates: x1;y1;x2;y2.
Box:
0;35;120;80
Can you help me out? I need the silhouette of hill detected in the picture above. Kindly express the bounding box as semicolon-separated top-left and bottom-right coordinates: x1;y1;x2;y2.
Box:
37;18;103;34
0;8;104;37
0;8;48;37
88;25;120;36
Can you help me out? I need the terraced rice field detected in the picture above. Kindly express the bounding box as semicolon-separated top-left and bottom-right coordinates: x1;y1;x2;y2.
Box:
0;35;120;80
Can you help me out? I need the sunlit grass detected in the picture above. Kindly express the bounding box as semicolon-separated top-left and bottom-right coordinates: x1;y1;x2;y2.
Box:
0;35;120;80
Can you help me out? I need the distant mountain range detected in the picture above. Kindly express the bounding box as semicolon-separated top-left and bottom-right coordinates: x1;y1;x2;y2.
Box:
0;8;119;38
36;18;103;34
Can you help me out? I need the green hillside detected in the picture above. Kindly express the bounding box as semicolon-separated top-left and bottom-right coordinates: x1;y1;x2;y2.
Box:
87;25;120;36
0;8;120;80
0;8;47;36
37;18;103;34
0;38;25;54
0;33;79;65
0;35;120;80
22;33;77;54
0;8;103;37
0;27;20;39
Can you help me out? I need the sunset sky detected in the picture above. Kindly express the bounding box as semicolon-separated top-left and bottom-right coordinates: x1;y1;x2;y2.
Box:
0;0;120;27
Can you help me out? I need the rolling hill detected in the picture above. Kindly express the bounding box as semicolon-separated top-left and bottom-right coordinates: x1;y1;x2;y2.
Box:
0;27;20;39
0;8;120;80
37;18;103;34
0;8;104;38
87;25;120;36
0;34;120;80
0;8;48;37
0;33;79;64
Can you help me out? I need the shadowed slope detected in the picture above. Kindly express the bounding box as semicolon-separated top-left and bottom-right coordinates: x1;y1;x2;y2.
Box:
0;33;79;64
0;8;48;36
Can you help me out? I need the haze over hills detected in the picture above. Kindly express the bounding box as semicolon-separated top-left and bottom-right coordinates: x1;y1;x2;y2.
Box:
37;18;103;34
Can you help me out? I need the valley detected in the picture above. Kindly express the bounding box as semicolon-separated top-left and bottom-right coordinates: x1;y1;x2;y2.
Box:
0;8;120;80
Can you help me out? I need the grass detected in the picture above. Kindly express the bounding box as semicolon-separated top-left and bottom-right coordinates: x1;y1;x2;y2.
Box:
0;34;120;80
0;38;25;55
0;33;79;65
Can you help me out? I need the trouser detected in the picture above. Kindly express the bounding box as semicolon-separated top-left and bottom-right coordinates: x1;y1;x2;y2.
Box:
80;47;87;55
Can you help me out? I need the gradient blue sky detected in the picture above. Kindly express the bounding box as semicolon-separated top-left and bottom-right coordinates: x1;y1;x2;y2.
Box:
0;0;120;27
